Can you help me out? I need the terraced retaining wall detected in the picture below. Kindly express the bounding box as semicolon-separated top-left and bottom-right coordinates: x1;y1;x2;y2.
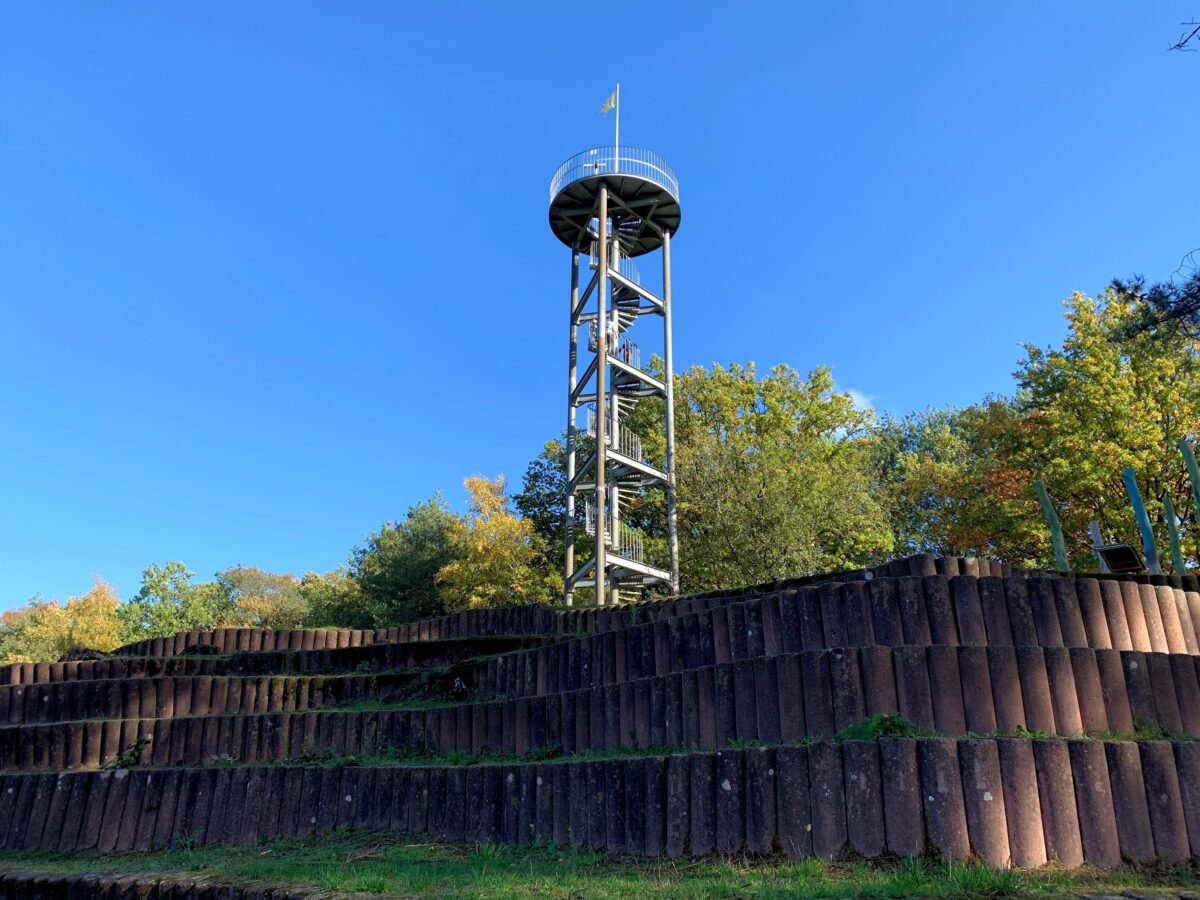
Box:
2;635;540;685
3;644;1197;773
107;556;1023;659
0;872;305;898
1;555;1198;871
464;577;1200;701
0;738;1197;867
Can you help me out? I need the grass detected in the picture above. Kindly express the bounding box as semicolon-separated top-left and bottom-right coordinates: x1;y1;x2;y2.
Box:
24;717;1200;781
0;833;1195;898
287;740;698;770
833;713;936;741
331;696;466;712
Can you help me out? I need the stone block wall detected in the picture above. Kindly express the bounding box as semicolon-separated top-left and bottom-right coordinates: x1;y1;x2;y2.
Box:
0;553;1197;870
0;738;1196;866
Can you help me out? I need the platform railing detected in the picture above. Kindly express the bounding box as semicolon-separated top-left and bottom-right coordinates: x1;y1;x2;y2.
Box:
614;338;641;371
588;327;641;368
616;522;644;563
586;407;643;460
550;146;679;203
589;247;640;285
582;503;645;563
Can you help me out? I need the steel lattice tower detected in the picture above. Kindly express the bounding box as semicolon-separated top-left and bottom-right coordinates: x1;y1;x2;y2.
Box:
549;146;681;606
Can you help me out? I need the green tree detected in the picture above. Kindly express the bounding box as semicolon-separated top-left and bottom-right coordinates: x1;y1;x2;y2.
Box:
437;475;557;610
215;565;307;629
514;440;568;564
667;362;893;591
520;360;894;598
1115;267;1200;338
513;438;596;592
871;403;1037;559
350;495;462;626
873;408;970;556
298;568;371;629
117;562;238;642
1003;289;1200;569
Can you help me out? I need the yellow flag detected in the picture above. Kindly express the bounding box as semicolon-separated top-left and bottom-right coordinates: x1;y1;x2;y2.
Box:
600;89;617;114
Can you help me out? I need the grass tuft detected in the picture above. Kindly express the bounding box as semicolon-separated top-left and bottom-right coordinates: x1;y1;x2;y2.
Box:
834;713;936;741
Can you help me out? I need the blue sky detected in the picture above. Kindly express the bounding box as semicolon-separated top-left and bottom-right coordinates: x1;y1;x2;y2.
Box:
2;3;1197;607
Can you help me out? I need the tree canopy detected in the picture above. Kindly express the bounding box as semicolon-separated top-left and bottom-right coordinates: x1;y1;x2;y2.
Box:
437;475;557;610
669;362;892;590
1114;268;1200;340
116;562;239;643
1008;289;1200;566
215;566;307;629
350;495;462;625
0;580;123;663
877;289;1200;570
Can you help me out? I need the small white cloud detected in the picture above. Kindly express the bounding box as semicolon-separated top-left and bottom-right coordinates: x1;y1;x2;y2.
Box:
844;388;876;411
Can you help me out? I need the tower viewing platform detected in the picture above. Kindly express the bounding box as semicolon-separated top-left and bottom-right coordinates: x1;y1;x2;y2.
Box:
548;146;681;257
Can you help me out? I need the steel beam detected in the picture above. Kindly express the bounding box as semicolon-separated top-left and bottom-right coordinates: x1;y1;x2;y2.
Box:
594;184;609;606
564;250;579;606
608;355;665;393
568;357;598;407
567;450;598;494
663;230;680;594
573;270;599;320
608;268;663;310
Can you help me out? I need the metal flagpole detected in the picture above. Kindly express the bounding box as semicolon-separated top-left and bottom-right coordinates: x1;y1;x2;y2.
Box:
614;83;620;173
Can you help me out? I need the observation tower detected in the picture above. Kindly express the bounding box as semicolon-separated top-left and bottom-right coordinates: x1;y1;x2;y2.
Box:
549;145;681;605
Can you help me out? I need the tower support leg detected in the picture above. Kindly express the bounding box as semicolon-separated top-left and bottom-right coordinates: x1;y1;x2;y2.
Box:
663;230;680;594
594;184;609;605
564;251;579;606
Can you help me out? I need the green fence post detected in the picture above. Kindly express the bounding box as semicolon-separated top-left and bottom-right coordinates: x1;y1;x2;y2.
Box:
1163;494;1187;575
1034;480;1069;572
1122;467;1161;575
1179;440;1200;554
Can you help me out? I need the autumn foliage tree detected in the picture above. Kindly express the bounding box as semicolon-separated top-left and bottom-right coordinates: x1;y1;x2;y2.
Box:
0;580;123;663
216;565;307;629
437;475;557;610
872;402;1042;560
878;288;1200;570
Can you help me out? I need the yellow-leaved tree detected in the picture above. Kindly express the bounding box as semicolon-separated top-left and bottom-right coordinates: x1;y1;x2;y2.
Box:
437;475;558;610
0;579;123;663
66;579;125;651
